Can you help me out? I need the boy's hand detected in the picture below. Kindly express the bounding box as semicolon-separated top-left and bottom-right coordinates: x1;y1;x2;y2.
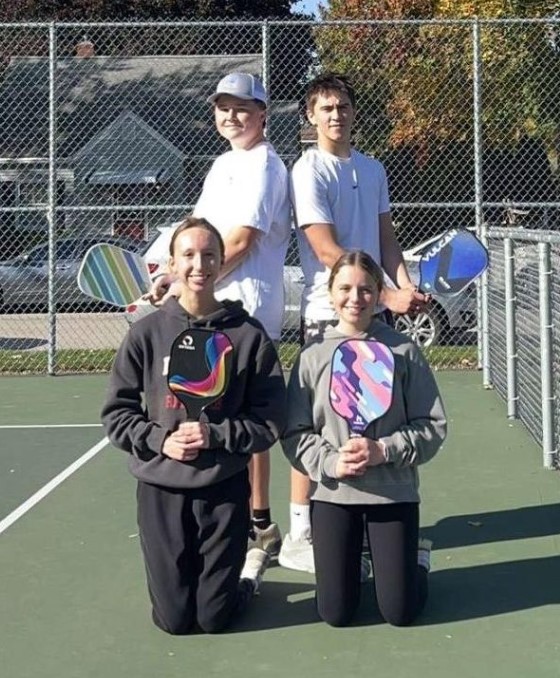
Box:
162;422;210;462
142;274;181;306
382;286;430;316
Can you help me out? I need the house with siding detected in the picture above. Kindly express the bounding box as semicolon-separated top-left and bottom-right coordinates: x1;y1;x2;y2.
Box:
0;49;298;248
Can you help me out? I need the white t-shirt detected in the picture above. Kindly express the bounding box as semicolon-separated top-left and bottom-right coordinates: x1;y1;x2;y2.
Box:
290;147;391;321
193;141;291;340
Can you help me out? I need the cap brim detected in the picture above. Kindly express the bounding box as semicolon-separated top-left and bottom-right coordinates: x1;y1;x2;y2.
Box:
207;91;265;105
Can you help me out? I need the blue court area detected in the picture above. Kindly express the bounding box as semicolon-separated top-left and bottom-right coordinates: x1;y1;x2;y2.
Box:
0;372;559;678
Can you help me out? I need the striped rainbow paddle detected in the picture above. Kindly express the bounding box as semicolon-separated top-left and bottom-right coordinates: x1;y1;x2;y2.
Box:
77;243;152;307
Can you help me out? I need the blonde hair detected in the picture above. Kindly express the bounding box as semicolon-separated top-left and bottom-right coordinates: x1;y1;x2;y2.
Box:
328;250;384;293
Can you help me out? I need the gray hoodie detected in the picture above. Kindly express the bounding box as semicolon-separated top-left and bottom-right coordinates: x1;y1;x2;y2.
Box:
101;297;286;489
281;320;447;505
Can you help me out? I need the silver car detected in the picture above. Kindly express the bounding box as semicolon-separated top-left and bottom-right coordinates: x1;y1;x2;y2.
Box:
0;235;143;312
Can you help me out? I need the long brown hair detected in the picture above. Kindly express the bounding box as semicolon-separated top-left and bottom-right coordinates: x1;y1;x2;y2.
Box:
169;216;225;262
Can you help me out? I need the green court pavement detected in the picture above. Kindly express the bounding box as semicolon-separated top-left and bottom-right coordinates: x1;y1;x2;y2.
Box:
0;372;558;678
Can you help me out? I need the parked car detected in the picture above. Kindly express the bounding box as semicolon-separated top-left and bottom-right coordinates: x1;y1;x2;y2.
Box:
0;235;144;312
394;233;478;347
126;226;476;347
125;224;305;332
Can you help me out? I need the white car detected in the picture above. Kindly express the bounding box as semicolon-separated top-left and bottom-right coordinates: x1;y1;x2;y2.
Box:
125;224;304;333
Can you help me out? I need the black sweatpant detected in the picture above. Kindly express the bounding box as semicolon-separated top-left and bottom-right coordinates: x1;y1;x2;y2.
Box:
136;469;251;635
311;500;427;627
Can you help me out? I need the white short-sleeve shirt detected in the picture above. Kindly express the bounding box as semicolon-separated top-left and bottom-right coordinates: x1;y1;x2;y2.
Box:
193;141;291;340
290;147;390;321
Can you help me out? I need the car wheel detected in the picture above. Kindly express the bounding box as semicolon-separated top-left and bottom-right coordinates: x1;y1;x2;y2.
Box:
393;304;447;348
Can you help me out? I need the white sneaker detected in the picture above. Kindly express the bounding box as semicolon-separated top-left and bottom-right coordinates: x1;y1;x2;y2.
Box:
279;533;372;581
240;547;270;594
278;533;315;573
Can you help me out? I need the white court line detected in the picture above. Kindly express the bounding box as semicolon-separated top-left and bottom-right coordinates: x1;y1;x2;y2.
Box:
0;424;102;429
0;436;110;536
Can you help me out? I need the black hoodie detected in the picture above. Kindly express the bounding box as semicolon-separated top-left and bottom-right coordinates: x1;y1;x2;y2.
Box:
101;298;287;489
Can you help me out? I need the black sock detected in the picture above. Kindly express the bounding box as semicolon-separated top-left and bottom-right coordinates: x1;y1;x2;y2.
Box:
252;509;271;530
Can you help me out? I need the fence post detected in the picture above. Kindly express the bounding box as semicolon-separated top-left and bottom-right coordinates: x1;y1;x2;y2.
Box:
261;19;270;131
472;17;490;385
47;21;58;375
504;238;517;419
538;242;556;468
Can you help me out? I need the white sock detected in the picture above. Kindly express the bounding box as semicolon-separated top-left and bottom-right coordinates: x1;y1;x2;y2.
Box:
289;503;311;539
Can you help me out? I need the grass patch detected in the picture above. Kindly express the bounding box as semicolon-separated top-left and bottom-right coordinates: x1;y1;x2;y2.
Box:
0;349;117;374
0;344;479;375
423;345;478;370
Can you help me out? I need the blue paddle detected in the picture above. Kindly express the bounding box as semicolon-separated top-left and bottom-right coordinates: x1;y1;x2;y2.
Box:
418;229;488;296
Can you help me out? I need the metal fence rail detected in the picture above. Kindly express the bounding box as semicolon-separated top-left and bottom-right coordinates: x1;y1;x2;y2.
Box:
0;18;558;466
486;227;559;468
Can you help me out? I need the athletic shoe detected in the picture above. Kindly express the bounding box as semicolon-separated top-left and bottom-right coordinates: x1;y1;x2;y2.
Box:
240;547;271;594
280;533;372;582
360;553;372;582
278;533;315;573
247;522;282;557
418;538;433;572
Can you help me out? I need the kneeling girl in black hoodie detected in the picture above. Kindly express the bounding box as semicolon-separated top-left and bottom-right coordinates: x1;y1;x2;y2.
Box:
101;217;286;635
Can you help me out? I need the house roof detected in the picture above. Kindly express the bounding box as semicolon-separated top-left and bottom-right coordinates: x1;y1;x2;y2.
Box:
0;54;268;161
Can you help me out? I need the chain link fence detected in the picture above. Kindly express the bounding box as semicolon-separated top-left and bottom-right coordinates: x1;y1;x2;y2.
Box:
0;18;559;465
486;227;559;468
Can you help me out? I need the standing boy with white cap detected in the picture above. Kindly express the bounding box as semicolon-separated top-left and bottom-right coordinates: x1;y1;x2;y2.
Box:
149;72;291;559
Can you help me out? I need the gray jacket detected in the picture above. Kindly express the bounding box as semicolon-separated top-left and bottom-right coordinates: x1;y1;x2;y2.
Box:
281;320;447;505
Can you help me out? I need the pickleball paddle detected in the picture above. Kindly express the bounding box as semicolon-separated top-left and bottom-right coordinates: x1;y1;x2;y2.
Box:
329;338;395;437
418;229;488;296
167;328;233;421
77;243;151;307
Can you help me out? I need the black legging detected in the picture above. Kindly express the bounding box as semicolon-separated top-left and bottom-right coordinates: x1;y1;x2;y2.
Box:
311;500;428;627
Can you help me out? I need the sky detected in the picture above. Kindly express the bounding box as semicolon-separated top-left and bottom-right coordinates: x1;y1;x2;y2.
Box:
292;0;323;17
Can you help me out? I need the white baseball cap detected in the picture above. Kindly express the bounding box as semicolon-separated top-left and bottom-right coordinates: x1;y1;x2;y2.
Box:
207;72;267;105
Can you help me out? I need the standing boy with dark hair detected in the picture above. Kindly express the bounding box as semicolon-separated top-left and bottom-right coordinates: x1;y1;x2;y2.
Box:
281;72;429;574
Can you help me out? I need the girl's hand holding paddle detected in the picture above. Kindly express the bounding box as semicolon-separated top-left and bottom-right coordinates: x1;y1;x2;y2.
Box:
337;437;386;478
335;446;367;479
162;422;210;462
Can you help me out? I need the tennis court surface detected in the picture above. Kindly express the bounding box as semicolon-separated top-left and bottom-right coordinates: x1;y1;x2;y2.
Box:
1;372;558;678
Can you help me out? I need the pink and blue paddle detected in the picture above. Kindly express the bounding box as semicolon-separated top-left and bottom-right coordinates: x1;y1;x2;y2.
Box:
329;339;395;437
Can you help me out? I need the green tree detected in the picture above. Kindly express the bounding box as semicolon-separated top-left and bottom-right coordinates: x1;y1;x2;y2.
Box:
315;0;560;238
318;0;560;177
0;0;300;21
